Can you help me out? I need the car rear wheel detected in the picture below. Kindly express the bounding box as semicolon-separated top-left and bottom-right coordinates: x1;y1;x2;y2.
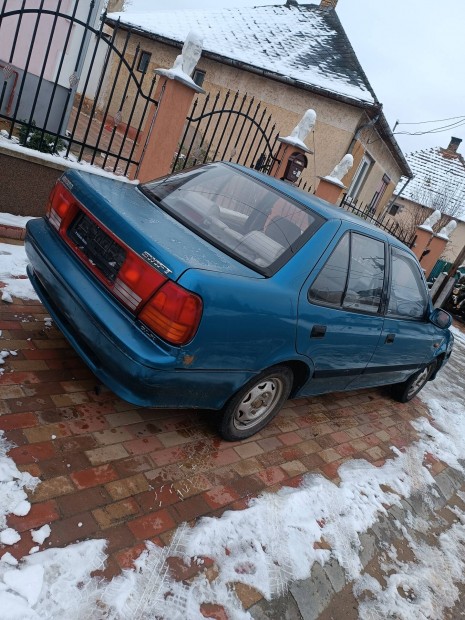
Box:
391;361;437;403
219;365;293;441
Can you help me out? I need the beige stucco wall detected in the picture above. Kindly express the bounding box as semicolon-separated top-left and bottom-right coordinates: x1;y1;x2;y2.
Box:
384;196;465;263
100;30;404;198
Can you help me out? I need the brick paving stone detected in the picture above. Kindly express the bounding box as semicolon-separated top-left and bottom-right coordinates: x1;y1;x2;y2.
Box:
47;512;100;547
85;444;130;466
8;500;60;532
123;435;164;455
203;485;240;510
23;422;72;443
9;441;57;464
51;392;90;407
93;498;140;529
232;457;262;476
234;441;264;459
0;385;27;399
169;495;212;524
94;427;133;446
56;486;110;518
0;412;38;430
105;474;150;501
30;475;76;502
71;464;119;489
257;466;287;486
128;509;176;539
114;454;154;477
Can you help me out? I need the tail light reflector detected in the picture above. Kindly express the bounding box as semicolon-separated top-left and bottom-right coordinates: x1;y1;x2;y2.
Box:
46;183;75;231
138;281;203;345
112;251;166;311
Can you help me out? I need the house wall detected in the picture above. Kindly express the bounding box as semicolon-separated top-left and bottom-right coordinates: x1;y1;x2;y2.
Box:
384;196;465;262
100;31;404;194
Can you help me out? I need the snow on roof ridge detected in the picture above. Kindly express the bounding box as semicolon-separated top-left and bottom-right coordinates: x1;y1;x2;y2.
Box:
106;2;376;105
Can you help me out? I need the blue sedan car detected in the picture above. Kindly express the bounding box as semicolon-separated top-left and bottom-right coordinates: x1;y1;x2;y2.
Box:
25;162;453;440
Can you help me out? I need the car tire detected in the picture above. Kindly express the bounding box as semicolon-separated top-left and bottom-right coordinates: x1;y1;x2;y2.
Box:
219;365;293;441
391;361;437;403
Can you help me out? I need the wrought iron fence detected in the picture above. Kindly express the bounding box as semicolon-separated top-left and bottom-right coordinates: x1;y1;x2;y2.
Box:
0;0;158;177
339;193;414;247
172;89;280;174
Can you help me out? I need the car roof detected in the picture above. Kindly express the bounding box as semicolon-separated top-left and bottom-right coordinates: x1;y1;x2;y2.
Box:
223;161;410;251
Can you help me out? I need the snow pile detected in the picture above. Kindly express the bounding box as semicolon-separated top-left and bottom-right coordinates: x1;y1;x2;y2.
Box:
0;242;38;301
0;213;35;229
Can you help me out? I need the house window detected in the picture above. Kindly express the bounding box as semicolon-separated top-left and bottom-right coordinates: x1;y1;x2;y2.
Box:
137;51;151;73
347;154;373;200
389;203;401;216
193;69;206;87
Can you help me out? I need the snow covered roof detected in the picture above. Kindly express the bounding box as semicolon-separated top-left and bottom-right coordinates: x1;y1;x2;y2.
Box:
107;2;377;106
396;139;465;218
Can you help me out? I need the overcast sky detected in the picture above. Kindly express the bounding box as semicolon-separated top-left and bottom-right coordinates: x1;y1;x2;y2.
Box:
123;0;465;156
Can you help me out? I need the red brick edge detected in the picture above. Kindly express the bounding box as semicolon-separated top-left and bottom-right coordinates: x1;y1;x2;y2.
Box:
0;224;26;240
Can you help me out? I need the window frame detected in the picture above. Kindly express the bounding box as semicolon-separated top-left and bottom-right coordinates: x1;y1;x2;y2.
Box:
308;230;389;317
347;154;374;201
192;68;206;87
137;50;152;73
386;246;429;322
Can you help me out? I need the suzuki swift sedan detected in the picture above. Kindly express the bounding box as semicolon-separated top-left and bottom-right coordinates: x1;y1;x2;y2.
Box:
25;162;453;440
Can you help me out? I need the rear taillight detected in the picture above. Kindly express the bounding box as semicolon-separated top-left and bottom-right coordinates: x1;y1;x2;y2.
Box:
112;251;166;312
138;281;203;345
46;182;76;231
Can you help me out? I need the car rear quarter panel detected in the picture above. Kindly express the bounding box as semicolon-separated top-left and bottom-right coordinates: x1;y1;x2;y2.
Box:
177;221;341;372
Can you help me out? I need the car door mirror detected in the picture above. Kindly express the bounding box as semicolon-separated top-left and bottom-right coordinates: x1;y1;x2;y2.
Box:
430;307;452;329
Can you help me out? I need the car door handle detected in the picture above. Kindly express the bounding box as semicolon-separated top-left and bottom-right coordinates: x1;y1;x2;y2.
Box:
310;325;327;338
385;333;395;344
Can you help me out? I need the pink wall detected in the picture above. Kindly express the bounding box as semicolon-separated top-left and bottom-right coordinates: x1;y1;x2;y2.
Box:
0;0;73;80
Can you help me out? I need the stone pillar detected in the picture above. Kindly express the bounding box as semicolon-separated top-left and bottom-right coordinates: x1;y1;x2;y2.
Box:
314;177;345;204
133;74;204;183
314;154;353;205
420;235;448;277
269;140;311;182
411;226;434;261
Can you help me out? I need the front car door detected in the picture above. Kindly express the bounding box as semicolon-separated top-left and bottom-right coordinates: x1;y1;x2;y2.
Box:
350;246;439;388
296;230;387;395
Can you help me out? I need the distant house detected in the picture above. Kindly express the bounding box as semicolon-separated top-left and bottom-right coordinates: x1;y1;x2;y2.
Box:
0;0;106;133
385;137;465;263
102;0;411;210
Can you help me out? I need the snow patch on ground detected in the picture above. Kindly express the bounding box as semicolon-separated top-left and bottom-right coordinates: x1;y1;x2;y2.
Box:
0;242;38;301
1;241;465;617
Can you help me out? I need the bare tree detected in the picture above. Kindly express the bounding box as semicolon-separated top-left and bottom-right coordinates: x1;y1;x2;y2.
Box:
395;179;465;240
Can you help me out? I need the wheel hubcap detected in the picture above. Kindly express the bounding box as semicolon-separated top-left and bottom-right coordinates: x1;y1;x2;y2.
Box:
233;378;284;431
407;367;429;399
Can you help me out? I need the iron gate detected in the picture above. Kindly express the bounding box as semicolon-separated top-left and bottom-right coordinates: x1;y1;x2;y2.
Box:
172;89;280;174
0;0;158;177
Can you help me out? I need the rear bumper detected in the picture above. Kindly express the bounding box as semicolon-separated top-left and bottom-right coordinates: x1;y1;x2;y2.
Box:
25;219;251;409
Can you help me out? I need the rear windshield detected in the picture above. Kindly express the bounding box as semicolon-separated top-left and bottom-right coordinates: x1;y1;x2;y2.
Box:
140;164;323;275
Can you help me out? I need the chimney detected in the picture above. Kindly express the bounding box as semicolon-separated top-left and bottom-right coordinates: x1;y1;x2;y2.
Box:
446;136;462;153
320;0;338;8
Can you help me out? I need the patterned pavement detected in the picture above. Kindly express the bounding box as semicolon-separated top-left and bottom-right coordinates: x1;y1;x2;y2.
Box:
0;267;453;617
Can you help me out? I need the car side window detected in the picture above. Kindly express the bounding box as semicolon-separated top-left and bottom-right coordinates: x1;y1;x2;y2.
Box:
308;233;350;306
387;248;428;319
309;232;385;314
343;233;385;313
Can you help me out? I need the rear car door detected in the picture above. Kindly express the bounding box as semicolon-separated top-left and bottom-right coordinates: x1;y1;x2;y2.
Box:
350;246;438;388
296;230;386;395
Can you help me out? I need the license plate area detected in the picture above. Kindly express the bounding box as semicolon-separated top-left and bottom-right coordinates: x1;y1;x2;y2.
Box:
67;212;126;282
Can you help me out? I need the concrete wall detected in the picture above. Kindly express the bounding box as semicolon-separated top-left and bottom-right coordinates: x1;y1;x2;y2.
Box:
0;146;65;216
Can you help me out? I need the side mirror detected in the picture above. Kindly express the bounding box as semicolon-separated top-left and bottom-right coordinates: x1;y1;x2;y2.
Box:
430;307;452;329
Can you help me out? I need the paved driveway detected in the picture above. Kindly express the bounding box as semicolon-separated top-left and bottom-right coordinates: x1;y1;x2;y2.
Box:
0;291;446;613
